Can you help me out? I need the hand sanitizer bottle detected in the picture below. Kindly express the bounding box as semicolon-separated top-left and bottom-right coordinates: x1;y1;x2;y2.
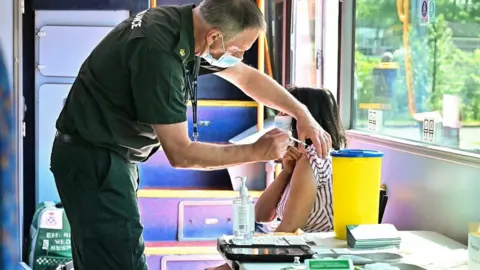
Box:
233;176;255;241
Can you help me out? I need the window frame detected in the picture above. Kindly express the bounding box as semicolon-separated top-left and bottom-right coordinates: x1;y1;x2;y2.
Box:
289;0;325;88
322;0;339;100
338;0;480;165
315;0;324;87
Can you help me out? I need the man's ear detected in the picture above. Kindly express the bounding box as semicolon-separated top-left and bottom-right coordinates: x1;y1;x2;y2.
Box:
206;29;222;45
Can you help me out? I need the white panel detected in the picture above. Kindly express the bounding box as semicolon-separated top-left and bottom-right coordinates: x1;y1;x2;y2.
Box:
36;83;72;203
37;25;114;77
0;0;13;80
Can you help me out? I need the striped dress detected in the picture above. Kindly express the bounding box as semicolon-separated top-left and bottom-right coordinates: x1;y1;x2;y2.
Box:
276;146;334;232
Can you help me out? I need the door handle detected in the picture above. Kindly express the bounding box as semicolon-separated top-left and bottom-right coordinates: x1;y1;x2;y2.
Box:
198;120;211;127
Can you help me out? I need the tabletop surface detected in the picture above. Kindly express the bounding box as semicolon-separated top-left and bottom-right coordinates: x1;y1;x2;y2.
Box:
237;231;468;270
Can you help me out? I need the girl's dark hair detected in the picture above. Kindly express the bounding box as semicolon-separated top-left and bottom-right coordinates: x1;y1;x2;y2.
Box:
288;86;346;150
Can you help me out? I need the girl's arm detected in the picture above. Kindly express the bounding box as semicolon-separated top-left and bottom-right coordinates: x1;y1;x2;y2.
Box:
275;156;317;233
254;169;292;223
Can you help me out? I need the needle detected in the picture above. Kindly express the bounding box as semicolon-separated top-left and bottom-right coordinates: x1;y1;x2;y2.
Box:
289;137;308;147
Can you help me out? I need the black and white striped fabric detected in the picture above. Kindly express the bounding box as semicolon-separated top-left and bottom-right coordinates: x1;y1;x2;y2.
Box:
276;145;334;232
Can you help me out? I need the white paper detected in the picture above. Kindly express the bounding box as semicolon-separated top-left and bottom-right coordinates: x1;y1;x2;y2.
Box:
368;110;383;132
422;117;436;143
469;232;480;270
274;115;293;131
443;94;461;128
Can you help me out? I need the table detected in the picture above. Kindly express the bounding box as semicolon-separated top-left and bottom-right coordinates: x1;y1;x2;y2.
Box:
236;231;468;270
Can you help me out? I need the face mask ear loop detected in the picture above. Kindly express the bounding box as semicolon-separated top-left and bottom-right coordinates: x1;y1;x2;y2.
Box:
221;36;227;54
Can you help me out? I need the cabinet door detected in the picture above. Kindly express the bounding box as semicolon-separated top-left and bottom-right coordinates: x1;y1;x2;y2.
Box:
161;255;224;270
178;200;233;241
186;106;257;143
37;25;114;77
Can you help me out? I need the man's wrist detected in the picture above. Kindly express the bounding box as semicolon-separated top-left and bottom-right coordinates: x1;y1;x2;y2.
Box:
292;103;309;120
247;143;262;162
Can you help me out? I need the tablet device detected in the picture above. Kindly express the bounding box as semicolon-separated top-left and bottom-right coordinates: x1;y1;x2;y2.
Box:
220;244;315;263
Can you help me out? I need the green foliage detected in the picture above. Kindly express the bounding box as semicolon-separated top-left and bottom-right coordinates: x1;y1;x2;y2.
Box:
355;0;480;122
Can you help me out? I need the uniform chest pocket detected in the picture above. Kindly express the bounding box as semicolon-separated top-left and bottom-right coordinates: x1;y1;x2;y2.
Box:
168;67;188;105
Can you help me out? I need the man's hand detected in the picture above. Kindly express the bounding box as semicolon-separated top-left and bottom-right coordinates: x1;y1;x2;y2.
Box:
252;128;290;161
296;110;332;159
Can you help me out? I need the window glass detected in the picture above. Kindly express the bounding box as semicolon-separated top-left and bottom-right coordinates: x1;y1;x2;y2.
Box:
291;0;318;87
354;0;480;154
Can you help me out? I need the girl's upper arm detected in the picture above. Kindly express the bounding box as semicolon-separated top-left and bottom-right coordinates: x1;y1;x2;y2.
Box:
305;146;332;186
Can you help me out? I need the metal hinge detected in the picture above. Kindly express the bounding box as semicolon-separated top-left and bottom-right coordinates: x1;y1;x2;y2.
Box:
22;96;26;137
36;31;46;37
20;0;25;14
316;49;323;70
37;64;46;70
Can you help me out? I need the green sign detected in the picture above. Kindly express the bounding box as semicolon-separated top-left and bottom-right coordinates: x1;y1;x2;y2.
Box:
307;259;352;270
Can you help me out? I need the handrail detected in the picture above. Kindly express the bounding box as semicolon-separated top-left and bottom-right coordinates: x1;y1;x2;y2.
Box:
397;0;405;22
264;35;283;178
397;0;416;117
257;0;265;131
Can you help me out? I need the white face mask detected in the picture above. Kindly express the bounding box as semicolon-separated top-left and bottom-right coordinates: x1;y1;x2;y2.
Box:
202;36;241;68
274;115;293;131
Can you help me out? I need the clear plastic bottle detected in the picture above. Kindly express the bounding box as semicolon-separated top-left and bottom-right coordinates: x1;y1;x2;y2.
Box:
232;176;255;241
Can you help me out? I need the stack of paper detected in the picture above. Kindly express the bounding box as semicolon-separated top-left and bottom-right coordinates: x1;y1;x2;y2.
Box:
347;224;401;249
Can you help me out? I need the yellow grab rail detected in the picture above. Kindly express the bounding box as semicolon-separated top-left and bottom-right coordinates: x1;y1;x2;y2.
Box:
256;0;265;131
397;0;416;117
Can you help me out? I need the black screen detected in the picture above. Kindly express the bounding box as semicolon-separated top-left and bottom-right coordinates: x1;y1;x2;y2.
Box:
230;247;306;256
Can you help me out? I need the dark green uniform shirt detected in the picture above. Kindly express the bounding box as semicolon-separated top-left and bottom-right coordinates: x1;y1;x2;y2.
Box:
56;4;223;162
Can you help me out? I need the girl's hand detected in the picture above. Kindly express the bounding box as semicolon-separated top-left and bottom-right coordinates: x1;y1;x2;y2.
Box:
282;146;303;174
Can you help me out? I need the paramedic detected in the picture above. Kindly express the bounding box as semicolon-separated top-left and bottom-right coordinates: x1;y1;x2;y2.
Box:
50;1;332;269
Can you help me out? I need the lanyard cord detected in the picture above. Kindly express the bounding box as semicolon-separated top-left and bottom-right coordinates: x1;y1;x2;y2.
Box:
190;57;201;141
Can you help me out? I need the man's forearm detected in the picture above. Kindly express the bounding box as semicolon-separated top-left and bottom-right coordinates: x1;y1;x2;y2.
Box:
246;70;306;118
173;142;260;170
220;63;309;119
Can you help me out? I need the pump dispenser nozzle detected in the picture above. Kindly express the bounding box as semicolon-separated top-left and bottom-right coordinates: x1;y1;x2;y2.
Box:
239;176;248;198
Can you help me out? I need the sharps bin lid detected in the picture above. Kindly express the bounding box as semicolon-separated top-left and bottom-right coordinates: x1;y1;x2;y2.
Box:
331;149;384;158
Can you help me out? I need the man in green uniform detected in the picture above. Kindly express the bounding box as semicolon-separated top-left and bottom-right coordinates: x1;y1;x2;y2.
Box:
50;0;332;269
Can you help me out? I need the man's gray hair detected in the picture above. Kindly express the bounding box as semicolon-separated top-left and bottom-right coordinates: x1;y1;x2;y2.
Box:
198;0;267;41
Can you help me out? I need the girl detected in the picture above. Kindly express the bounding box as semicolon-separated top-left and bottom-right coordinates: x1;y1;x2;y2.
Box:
207;87;346;270
255;86;346;233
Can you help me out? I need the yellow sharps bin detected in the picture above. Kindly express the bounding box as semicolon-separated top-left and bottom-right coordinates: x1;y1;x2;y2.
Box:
331;149;384;240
